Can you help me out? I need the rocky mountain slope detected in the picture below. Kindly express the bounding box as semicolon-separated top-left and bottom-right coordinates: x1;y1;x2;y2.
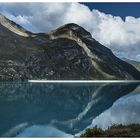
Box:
122;58;140;72
0;14;140;80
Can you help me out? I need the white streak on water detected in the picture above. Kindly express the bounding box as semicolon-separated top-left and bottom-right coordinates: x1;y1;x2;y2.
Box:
28;80;140;83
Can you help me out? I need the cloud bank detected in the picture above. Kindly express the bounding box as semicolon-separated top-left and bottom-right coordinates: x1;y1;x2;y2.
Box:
0;3;140;61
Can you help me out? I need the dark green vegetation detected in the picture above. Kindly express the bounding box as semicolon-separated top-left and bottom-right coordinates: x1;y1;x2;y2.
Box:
0;14;140;80
80;124;140;137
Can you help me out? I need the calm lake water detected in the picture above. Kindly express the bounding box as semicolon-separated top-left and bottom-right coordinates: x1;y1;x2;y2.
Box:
0;82;140;137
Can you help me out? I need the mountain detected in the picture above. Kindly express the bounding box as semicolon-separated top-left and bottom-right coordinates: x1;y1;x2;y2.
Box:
122;58;140;72
0;14;140;80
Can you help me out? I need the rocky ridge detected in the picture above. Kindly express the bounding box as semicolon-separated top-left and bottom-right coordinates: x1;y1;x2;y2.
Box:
0;14;140;80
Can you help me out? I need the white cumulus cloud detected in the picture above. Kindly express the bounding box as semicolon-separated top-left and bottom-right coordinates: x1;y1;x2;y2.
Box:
0;3;140;61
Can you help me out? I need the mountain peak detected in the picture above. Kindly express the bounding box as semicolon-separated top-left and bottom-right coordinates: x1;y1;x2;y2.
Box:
0;14;31;37
60;23;81;29
0;13;6;21
58;23;87;32
48;23;92;39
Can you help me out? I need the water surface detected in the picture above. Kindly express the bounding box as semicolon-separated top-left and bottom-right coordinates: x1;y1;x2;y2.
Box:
0;82;140;137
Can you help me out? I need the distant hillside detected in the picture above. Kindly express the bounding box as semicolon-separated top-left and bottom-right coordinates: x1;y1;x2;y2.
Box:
122;58;140;72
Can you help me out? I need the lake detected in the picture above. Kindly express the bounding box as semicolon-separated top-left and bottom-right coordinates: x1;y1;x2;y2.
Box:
0;82;140;137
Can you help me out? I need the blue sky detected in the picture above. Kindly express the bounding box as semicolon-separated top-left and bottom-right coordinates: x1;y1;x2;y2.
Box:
82;3;140;20
0;2;140;61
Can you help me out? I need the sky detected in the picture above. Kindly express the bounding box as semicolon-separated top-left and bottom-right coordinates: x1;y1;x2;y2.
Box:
0;2;140;61
82;3;140;20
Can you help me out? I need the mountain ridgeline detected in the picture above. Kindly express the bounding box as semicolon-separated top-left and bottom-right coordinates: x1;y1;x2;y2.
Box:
0;14;140;80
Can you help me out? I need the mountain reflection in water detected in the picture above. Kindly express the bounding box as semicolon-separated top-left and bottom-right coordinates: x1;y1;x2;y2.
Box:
0;82;139;137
